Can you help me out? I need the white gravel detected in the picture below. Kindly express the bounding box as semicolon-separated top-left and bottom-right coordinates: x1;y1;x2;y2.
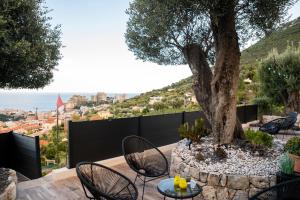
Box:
173;137;285;176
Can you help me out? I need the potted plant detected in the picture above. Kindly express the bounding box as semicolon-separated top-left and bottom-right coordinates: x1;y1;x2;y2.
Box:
284;137;300;173
277;153;295;183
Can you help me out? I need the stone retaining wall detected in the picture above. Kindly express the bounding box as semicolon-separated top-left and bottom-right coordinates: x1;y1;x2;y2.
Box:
170;151;276;200
0;169;17;200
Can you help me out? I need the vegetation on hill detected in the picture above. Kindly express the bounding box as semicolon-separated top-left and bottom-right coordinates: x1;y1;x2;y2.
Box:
111;77;199;118
241;17;300;66
0;113;25;122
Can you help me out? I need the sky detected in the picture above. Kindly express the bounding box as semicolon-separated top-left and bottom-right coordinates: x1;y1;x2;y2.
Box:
4;1;300;93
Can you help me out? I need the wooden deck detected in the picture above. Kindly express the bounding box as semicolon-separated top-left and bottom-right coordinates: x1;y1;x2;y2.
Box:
17;145;201;200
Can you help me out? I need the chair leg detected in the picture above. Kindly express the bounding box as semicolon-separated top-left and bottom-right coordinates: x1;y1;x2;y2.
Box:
142;176;146;200
133;173;138;184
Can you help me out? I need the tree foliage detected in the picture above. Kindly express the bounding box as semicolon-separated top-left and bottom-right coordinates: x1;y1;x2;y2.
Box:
40;124;66;165
259;46;300;112
0;0;62;89
125;0;294;66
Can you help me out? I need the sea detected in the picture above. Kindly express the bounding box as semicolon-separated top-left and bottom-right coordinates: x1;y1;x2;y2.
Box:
0;92;138;112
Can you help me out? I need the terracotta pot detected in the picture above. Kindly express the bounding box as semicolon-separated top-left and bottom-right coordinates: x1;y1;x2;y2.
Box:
289;153;300;173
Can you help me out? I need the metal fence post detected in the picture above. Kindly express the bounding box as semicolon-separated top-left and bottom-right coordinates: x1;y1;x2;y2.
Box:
34;136;42;177
67;120;73;169
182;111;185;124
138;116;142;137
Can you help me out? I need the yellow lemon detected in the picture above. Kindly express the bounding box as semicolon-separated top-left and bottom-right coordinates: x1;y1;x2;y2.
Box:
174;175;180;187
179;178;187;190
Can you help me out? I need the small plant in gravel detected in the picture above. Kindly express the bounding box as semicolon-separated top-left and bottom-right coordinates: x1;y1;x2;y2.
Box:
195;152;205;161
178;118;210;144
214;147;227;160
244;129;273;149
279;153;294;175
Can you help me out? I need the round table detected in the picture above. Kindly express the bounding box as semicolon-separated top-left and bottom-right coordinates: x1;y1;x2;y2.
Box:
157;178;202;199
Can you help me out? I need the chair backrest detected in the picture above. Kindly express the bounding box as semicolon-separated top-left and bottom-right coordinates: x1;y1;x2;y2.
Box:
281;112;298;130
249;177;300;200
288;112;298;119
122;135;168;177
76;162;138;200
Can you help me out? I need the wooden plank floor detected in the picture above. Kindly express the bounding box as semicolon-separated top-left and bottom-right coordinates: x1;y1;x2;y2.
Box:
17;149;203;200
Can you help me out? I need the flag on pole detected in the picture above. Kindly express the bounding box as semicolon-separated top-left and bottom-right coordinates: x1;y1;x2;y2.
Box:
55;95;64;163
56;95;64;113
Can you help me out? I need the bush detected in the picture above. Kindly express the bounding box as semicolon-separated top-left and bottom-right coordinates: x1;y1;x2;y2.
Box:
214;147;227;160
152;102;168;111
279;153;294;175
178;118;210;143
244;129;273;148
195;152;205;161
253;96;272;116
284;137;300;156
259;46;300;112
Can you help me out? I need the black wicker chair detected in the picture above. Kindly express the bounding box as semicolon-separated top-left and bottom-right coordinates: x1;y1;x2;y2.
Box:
249;177;300;200
259;112;298;135
76;162;138;200
122;135;169;200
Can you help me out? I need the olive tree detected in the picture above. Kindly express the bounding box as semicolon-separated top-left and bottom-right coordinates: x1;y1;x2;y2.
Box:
0;0;62;89
125;0;295;144
259;46;300;113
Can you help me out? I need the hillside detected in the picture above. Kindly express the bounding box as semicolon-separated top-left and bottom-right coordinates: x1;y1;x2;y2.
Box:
241;17;300;66
113;17;300;117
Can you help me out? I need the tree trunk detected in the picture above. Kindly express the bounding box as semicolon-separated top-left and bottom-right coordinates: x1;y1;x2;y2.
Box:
182;44;244;138
210;4;242;144
183;44;213;122
286;90;300;113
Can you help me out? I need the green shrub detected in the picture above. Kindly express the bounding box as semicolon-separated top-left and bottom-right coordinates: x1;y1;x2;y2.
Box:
279;153;294;175
284;137;300;156
259;46;300;113
152;102;168;111
195;152;205;161
244;129;273;148
252;96;272;116
178;118;210;143
214;147;227;160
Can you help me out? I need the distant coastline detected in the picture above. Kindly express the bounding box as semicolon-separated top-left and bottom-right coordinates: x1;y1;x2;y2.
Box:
0;92;139;112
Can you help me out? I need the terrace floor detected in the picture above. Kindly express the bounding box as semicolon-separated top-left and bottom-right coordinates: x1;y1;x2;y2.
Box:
17;144;200;200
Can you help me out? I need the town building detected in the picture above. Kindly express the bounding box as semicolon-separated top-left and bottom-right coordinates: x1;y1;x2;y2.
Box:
68;95;87;108
114;94;127;103
149;96;164;105
92;92;107;104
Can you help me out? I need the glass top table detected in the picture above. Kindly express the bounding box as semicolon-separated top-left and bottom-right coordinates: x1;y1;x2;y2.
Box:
157;178;202;199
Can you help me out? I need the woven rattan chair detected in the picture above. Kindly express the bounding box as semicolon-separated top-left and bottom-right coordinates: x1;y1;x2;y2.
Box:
76;162;138;200
249;177;300;200
259;112;298;135
122;135;169;200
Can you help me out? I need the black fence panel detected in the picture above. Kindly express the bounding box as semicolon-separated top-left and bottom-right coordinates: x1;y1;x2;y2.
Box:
68;117;139;168
140;113;182;147
0;132;12;167
68;105;257;169
184;111;211;128
11;133;41;179
0;132;41;179
237;105;258;123
184;105;258;126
